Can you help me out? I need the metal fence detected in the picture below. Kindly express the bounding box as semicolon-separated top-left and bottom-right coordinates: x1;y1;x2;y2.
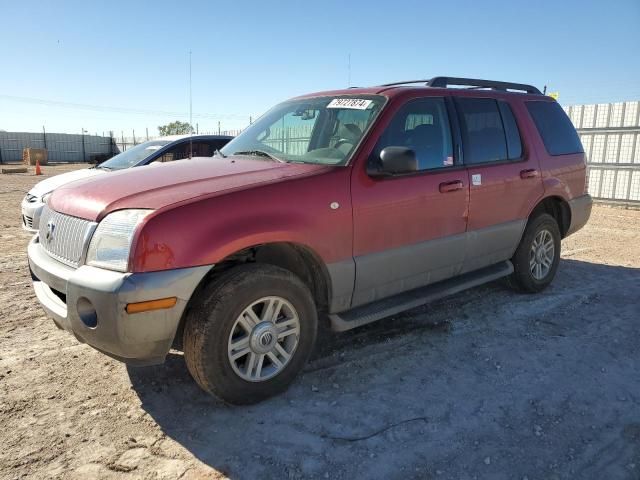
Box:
0;131;115;163
564;101;640;205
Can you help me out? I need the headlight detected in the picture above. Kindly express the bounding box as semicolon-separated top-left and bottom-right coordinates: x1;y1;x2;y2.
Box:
41;193;51;204
86;209;152;272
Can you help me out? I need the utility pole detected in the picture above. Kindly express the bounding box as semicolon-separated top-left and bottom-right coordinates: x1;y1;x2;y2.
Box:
42;126;47;150
81;127;86;162
189;50;193;158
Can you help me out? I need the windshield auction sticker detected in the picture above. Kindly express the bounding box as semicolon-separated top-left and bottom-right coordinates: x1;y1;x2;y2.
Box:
327;98;373;110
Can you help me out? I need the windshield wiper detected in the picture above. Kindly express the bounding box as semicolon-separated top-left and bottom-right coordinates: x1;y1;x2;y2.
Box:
96;164;113;170
233;150;286;163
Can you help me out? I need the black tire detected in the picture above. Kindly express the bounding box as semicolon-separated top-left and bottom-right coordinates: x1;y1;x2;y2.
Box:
509;213;561;293
183;264;317;405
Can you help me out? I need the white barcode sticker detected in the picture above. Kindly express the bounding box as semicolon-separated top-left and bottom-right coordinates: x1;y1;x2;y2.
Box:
327;98;373;110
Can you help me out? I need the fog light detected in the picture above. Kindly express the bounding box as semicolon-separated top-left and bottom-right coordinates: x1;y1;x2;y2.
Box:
77;297;97;328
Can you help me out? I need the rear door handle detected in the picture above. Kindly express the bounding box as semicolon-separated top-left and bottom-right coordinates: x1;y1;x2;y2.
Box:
439;180;464;193
520;169;539;179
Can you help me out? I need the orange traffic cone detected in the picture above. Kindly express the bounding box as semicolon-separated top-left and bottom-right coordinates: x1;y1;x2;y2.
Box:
35;157;42;176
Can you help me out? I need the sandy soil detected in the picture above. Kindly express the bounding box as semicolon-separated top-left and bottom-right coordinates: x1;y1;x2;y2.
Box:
1;165;639;480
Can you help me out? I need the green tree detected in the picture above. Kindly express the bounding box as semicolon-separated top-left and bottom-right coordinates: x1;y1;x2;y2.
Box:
157;121;194;136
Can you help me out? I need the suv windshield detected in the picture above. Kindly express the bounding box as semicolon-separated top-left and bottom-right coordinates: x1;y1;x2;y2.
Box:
99;140;171;170
221;95;385;165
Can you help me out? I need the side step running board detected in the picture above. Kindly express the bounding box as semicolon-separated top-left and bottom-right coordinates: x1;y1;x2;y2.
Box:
329;261;513;332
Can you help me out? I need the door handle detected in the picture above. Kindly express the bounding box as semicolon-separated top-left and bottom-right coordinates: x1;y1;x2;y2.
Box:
520;169;539;179
439;180;464;193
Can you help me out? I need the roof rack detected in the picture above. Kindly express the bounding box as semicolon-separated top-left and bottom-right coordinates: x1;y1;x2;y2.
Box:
428;77;542;94
380;80;432;87
380;77;542;95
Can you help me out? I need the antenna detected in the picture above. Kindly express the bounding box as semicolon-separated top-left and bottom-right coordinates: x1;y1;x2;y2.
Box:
189;50;193;158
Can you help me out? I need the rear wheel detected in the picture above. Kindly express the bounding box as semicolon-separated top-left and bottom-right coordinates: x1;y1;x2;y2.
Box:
183;264;317;405
509;213;561;293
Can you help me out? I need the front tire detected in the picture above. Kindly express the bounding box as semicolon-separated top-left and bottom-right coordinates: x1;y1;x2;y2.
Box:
509;213;561;293
183;264;317;405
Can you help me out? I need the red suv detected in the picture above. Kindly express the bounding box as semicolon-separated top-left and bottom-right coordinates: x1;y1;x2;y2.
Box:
28;77;591;404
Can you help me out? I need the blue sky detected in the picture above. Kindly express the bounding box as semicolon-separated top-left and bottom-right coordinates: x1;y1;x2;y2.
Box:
1;0;638;135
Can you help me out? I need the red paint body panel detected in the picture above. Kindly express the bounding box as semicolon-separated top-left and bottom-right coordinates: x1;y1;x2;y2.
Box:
49;157;327;222
130;167;353;272
349;90;470;256
45;85;586;290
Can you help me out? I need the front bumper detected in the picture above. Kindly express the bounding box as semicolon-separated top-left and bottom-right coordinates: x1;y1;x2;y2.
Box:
566;194;593;237
28;237;212;365
21;198;44;233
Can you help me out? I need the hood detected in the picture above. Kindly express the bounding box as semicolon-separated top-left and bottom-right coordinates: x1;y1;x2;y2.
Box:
49;156;330;221
28;168;105;199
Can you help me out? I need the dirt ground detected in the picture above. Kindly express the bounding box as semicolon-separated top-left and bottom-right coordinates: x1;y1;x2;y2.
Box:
1;164;639;480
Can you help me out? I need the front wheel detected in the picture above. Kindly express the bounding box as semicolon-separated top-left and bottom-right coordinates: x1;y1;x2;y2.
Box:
509;213;561;293
183;264;318;405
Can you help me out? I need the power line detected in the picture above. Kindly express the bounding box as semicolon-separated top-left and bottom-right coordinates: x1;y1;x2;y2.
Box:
0;94;251;120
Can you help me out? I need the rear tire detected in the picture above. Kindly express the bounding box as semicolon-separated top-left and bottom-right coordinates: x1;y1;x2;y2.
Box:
509;213;561;293
183;264;317;405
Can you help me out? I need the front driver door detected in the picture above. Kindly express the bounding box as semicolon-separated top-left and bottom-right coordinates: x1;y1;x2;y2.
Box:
350;96;469;307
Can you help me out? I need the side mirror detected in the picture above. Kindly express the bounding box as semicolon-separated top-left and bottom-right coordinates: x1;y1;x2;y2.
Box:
368;146;418;176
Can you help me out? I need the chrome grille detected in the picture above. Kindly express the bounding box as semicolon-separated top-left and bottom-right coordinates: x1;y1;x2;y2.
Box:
23;215;33;229
38;206;96;268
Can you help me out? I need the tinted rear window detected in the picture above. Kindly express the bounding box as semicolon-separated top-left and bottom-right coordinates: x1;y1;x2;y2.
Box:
526;101;583;156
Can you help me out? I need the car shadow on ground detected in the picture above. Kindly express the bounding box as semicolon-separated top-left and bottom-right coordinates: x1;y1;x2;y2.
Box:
127;259;640;479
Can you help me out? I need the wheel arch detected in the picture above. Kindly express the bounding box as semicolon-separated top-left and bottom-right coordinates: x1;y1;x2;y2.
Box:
172;241;332;349
527;195;571;238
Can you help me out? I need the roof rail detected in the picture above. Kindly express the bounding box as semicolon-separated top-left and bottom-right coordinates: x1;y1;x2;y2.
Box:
380;80;432;87
427;77;542;94
379;77;542;95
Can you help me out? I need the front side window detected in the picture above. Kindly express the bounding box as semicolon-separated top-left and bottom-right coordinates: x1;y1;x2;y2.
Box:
372;97;454;171
220;96;385;165
156;143;188;162
188;141;217;158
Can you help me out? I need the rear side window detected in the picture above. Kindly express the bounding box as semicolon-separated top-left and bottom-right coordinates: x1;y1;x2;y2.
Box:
526;101;584;156
456;98;522;164
498;101;522;159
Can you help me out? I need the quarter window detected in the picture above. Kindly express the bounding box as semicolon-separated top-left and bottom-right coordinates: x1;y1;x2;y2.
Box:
372;98;454;171
526;101;584;156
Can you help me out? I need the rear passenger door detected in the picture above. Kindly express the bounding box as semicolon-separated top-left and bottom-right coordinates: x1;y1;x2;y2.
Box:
455;97;544;272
